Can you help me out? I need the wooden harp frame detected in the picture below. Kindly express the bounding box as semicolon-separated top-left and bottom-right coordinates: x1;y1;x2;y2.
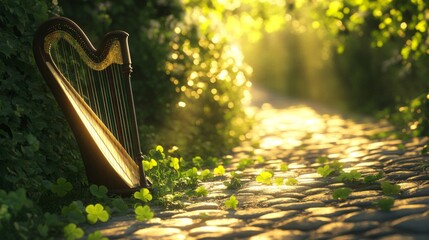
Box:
33;17;150;194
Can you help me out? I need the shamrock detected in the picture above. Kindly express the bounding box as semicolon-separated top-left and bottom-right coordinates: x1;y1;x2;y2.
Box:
214;165;225;176
133;188;152;202
85;203;109;224
135;205;154;221
63;223;84;240
256;171;272;185
51;177;73;197
225;195;239;210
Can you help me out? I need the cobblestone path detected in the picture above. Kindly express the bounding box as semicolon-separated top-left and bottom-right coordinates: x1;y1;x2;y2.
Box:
87;88;429;239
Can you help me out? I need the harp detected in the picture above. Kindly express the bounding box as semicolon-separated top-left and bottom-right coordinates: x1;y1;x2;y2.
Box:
33;17;150;193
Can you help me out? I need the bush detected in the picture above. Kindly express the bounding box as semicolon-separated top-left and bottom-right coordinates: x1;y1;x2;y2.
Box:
0;0;85;201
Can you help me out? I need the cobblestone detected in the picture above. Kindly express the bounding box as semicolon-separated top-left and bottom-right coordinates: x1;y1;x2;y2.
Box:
84;88;429;239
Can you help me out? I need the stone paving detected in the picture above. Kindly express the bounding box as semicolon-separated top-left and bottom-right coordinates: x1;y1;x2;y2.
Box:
86;88;429;239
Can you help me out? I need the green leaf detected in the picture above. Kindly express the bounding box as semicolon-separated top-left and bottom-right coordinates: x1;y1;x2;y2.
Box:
87;231;108;240
111;198;129;213
380;181;401;195
169;157;180;170
133;188;153;202
135;205;154;221
280;163;289;172
274;177;284;185
61;201;85;223
363;171;383;184
338;170;361;182
225;195;238;210
214;165;225;176
375;196;395;211
85;203;109;224
329;160;344;172
51;177;73;197
285;177;298;185
63;223;84;240
199;169;214;181
332;188;352;200
316;156;329;164
237;158;254;171
317;165;333;177
256;171;273;185
89;185;108;199
143;159;157;171
255;156;265;163
195;186;208;197
224;176;242;190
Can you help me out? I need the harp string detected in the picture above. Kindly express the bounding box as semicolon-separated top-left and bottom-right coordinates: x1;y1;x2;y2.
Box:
50;37;136;163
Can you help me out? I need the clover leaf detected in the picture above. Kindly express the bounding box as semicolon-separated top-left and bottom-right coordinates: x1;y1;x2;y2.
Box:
285;177;298;185
256;171;273;185
338;170;361;182
111;198;129;214
199;169;214;181
89;185;108;199
169;157;180;170
275;177;284;186
255;156;265;163
87;231;108;240
225;195;239;210
380;181;401;195
63;223;84;240
61;201;85;223
133;188;152;202
214;165;225;176
135;205;154;221
317;165;333;177
143;159;157;171
51;177;73;197
375;196;395;211
85;203;109;224
195;186;209;197
280;163;289;172
332;188;352;200
363;171;384;184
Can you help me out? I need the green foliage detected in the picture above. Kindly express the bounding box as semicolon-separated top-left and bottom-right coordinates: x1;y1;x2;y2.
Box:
284;0;429;135
134;205;154;221
280;163;289;172
363;171;384;184
51;178;73;197
111;198;129;214
237;158;255;171
85;204;109;224
214;165;226;176
0;0;84;202
338;170;361;182
375;196;395;211
89;185;108;200
133;188;153;203
199;169;214;181
317;165;333;178
224;172;242;190
61;201;85;224
87;231;108;240
285;177;298;186
225;195;238;210
380;181;401;195
332;188;352;200
63;223;84;240
194;186;209;197
256;171;273;185
274;177;284;186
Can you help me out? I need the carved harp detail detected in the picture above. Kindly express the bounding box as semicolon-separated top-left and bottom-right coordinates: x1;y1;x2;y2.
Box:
33;17;148;192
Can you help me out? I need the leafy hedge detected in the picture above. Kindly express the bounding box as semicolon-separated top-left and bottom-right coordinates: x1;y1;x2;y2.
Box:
0;0;85;200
